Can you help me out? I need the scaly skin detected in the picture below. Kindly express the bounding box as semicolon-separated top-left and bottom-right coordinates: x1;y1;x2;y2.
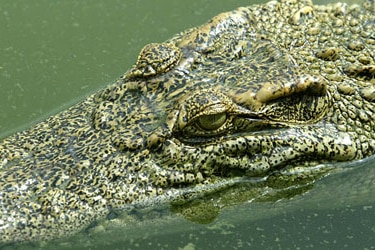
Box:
1;0;375;244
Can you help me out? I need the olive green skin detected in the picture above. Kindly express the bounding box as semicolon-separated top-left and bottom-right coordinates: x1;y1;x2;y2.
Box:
1;0;375;244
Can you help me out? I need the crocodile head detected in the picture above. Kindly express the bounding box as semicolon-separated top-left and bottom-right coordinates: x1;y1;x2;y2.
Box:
91;0;374;195
1;0;375;244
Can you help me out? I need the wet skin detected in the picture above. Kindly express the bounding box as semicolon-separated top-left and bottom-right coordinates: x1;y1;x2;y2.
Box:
0;0;374;243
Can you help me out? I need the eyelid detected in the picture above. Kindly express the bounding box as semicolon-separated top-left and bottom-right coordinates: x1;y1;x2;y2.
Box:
178;103;229;131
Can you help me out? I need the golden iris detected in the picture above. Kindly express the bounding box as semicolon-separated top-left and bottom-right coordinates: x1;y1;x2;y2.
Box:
197;113;227;131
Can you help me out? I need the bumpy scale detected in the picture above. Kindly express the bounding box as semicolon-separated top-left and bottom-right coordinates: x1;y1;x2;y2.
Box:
0;0;374;244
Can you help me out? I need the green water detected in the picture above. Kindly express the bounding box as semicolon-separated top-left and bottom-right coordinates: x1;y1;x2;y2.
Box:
1;0;374;249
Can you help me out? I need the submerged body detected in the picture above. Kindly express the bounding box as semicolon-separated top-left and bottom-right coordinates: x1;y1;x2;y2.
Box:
1;0;375;244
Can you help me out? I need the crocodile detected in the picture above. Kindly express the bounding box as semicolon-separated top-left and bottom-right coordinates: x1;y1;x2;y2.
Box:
1;0;375;244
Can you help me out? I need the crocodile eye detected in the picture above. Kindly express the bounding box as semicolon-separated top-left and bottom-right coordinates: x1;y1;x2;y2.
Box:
197;113;227;131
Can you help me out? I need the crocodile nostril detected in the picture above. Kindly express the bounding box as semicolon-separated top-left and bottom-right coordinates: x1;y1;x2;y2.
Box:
127;42;182;79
